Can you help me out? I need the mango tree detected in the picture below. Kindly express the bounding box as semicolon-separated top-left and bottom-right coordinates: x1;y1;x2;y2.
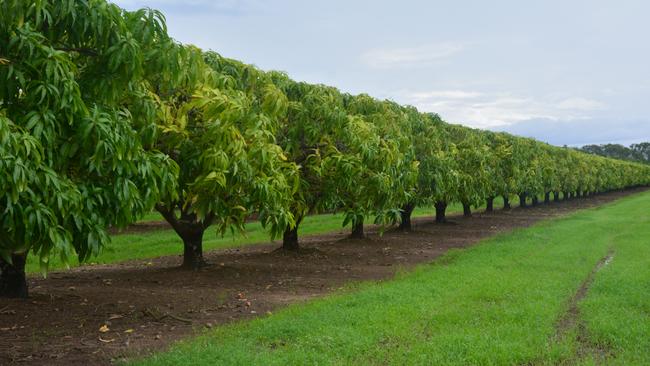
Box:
152;52;297;268
269;76;350;250
446;125;491;217
560;149;579;199
484;132;514;211
537;145;556;203
511;138;542;207
397;111;443;230
429;120;461;223
0;1;178;297
338;96;417;237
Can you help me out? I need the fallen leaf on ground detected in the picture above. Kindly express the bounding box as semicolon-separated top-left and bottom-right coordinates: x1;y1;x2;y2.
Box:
99;325;110;333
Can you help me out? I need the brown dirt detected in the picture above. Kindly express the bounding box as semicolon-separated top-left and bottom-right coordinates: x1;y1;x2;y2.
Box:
0;189;645;365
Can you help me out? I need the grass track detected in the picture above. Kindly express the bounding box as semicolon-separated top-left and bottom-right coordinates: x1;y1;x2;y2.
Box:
132;191;650;365
576;196;650;365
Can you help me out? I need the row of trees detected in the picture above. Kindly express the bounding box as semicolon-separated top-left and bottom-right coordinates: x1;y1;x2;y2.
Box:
580;143;650;164
2;0;650;297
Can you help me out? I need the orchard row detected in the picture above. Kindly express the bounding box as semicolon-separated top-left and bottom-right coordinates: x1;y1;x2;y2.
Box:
1;0;648;297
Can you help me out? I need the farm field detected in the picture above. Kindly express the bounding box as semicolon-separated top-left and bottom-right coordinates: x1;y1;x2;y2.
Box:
0;189;646;365
136;189;650;366
3;2;650;366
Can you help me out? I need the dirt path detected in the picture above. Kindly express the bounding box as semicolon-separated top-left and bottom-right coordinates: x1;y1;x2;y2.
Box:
0;189;645;365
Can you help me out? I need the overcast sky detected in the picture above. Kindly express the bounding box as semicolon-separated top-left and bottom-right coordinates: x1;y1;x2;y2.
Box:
115;0;650;146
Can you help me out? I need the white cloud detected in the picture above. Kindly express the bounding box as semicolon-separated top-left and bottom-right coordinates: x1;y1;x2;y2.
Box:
396;90;607;129
556;97;606;110
409;90;483;100
360;42;464;68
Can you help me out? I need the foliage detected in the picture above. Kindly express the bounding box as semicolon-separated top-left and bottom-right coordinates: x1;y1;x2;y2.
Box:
338;95;417;229
445;124;491;207
580;142;650;164
0;0;178;272
152;50;298;241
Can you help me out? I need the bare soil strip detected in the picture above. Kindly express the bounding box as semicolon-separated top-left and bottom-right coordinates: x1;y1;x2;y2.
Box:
555;250;616;363
0;189;645;366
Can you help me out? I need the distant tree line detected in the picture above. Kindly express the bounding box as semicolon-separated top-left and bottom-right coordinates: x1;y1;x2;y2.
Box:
579;143;650;164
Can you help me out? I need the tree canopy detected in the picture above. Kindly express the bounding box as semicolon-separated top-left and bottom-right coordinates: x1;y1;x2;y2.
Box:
0;0;179;296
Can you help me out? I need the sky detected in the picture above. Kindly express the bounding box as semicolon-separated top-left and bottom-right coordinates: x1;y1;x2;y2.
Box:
114;0;650;146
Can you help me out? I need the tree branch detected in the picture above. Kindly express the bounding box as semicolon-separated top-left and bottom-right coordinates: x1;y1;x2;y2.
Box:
155;203;182;234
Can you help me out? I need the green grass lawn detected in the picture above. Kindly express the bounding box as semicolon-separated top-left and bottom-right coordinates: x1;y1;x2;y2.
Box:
131;191;650;365
29;200;503;274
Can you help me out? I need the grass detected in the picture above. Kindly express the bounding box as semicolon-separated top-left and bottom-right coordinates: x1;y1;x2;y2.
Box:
131;191;650;365
577;201;650;365
29;200;510;274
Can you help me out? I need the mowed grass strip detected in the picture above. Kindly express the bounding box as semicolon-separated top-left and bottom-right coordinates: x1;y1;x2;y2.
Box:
26;202;474;274
132;191;650;365
577;195;650;365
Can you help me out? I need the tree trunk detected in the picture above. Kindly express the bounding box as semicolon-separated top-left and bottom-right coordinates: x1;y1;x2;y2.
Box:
156;206;211;269
398;202;415;231
503;196;511;210
544;192;550;204
485;197;494;212
180;226;206;270
519;193;527;208
0;253;28;298
531;195;539;206
350;217;364;239
435;201;447;223
282;216;303;251
462;202;472;217
554;191;560;202
565;191;571;200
